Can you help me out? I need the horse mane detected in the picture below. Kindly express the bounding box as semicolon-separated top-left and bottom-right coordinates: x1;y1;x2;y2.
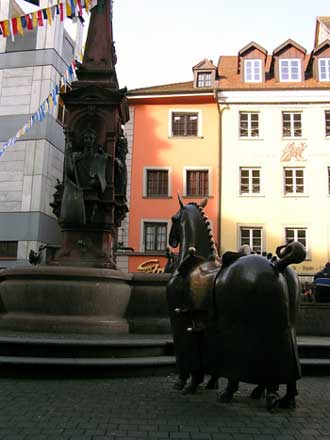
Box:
188;202;219;261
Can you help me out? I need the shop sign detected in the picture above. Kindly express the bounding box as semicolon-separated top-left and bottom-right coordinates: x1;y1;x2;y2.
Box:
137;260;164;273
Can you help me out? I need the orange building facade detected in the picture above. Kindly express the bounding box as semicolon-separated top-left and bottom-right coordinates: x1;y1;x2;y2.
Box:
117;60;220;272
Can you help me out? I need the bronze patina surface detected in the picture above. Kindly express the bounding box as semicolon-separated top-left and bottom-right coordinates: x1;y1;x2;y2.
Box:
167;197;306;409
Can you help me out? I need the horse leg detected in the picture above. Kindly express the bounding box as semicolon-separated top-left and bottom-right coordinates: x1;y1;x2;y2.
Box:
173;372;189;390
250;384;266;399
217;378;239;402
279;381;297;409
266;384;280;412
182;371;204;394
205;374;219;390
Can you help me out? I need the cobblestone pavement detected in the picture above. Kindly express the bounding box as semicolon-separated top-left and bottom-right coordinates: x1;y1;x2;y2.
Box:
0;373;330;440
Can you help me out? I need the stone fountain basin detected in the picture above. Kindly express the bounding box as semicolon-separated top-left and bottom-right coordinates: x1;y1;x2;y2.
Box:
0;266;132;334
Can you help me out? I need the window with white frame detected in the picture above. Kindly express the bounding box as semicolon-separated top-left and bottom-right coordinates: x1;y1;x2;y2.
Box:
282;112;302;137
240;167;261;194
240;112;259;137
279;59;301;81
240;227;262;254
285;227;308;252
325;111;330;137
197;72;212;87
319;58;330;81
145;169;169;197
185;168;210;197
284;167;304;194
244;59;262;82
171;112;199;137
143;222;167;252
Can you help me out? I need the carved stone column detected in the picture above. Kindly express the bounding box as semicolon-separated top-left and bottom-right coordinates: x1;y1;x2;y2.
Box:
50;0;129;268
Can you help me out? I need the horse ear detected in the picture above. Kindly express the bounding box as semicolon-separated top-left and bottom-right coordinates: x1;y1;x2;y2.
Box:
199;198;208;208
177;192;184;209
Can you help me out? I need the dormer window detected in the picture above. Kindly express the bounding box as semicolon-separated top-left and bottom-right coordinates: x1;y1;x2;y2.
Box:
319;58;330;81
197;72;212;87
192;59;216;88
279;59;301;81
244;59;262;82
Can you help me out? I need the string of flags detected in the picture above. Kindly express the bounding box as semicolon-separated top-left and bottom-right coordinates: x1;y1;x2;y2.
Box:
0;59;78;157
0;0;99;156
0;0;98;41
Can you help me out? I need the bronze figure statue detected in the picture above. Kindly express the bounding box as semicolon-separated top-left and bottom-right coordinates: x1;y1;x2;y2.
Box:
166;196;306;410
60;127;110;225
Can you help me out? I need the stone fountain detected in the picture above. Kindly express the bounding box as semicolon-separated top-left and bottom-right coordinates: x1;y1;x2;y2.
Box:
0;0;151;335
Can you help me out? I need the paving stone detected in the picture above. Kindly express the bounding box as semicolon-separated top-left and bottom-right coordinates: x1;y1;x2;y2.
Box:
0;374;329;440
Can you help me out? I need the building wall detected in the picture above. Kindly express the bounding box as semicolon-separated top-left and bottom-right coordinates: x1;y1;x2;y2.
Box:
219;90;330;274
0;0;82;266
127;100;219;273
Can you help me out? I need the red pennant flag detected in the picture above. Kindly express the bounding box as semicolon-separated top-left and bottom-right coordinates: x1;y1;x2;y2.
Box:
11;18;18;35
77;0;83;16
25;14;33;30
37;10;43;26
59;3;64;21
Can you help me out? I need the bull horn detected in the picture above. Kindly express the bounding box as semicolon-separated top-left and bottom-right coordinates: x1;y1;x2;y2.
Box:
178;192;184;209
199;198;208;208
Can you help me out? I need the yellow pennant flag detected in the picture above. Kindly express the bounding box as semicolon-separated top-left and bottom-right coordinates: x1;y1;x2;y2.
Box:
66;1;72;16
17;17;24;36
48;94;54;110
1;20;10;38
32;12;38;28
46;8;52;25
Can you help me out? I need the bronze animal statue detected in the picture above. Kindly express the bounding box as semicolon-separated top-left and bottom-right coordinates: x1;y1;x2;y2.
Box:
166;196;221;393
166;196;306;410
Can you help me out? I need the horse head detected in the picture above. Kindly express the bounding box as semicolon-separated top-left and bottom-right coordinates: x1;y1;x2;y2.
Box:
169;194;218;268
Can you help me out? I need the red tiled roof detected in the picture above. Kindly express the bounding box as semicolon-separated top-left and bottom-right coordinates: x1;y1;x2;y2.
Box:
217;54;330;90
128;81;213;96
128;49;330;96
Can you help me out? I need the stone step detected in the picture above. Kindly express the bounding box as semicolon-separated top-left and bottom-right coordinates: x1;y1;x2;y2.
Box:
298;336;330;360
0;354;175;367
0;332;174;359
301;358;330;366
0;332;329;376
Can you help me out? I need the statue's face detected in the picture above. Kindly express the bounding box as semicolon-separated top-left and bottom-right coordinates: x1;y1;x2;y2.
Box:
83;131;96;150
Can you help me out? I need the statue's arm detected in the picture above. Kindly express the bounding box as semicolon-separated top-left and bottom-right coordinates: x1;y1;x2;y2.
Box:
64;142;76;182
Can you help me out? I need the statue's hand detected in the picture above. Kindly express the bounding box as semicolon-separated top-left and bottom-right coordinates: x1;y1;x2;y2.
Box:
90;175;99;189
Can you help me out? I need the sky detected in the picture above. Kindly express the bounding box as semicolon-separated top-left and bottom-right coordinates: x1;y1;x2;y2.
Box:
17;0;330;90
113;0;330;90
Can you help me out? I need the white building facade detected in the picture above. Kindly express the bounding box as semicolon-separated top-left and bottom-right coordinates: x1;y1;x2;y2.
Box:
217;30;330;274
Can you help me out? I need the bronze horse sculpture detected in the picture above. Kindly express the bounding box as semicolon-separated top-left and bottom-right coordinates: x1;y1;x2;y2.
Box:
166;196;306;410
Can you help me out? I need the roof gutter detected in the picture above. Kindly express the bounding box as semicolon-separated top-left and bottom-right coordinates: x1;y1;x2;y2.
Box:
214;87;222;255
127;92;214;100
